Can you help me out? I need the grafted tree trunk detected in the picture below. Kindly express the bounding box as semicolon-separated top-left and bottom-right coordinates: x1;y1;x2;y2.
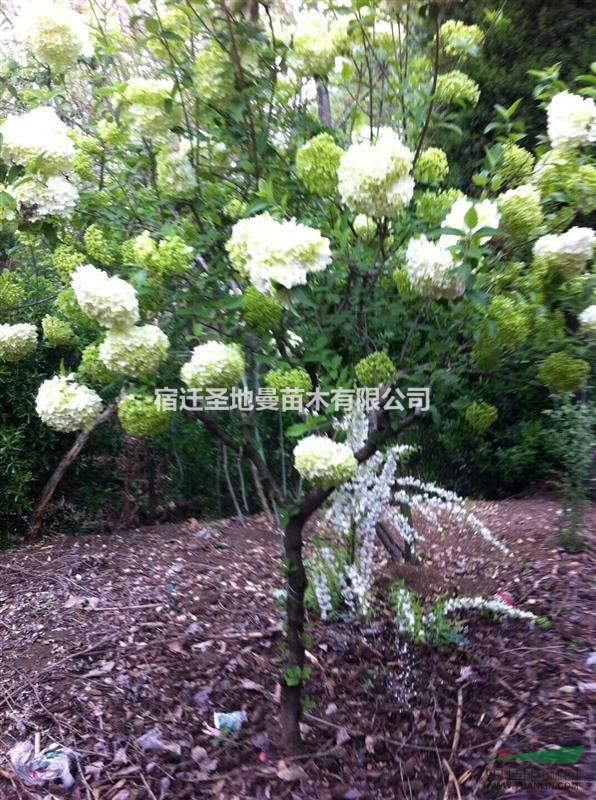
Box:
25;403;117;543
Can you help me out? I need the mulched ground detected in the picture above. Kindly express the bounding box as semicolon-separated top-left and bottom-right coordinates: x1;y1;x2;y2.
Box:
0;497;594;800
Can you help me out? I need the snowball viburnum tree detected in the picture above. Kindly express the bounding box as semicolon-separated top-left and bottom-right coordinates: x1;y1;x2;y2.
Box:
0;0;593;754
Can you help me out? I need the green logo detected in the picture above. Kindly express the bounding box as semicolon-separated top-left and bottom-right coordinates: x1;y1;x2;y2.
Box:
494;745;585;765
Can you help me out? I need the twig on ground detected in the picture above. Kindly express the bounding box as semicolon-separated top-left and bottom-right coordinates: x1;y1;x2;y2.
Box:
475;706;526;791
450;687;463;763
442;758;462;800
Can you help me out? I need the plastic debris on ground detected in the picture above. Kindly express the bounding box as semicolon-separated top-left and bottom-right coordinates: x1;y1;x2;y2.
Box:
213;710;248;734
9;740;79;789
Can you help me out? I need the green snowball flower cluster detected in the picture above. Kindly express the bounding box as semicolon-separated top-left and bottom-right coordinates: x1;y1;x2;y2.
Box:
355;352;397;387
84;224;117;267
122;232;193;276
264;367;312;396
96;119;122;146
295;134;343;197
538;353;590;393
293;435;357;488
393;268;414;296
243;287;283;333
497;185;543;239
500;142;535;189
77;342;117;384
435;70;480;107
55;287;89;325
0;273;25;308
487;295;532;349
73;150;95;182
464;401;498;432
194;42;235;104
224;197;248;220
415;188;463;227
414;147;449;186
440;20;484;57
42;315;74;346
117;393;171;437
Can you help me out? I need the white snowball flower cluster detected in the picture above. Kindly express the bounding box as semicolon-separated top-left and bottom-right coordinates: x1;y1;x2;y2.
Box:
290;10;347;76
404;235;464;299
0;106;75;174
533;226;595;277
12;175;79;221
579;305;596;334
71;265;139;329
293;435;357;488
337;127;415;217
0;323;37;362
439;195;500;248
16;0;92;71
226;213;331;294
99;325;169;378
180;341;245;391
546;91;596;150
35;374;103;432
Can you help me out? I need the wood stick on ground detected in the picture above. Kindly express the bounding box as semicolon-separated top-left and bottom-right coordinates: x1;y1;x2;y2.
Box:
442;758;462;800
476;706;526;791
450;687;463;763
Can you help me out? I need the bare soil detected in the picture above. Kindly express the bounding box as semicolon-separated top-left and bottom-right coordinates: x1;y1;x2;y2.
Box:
0;497;594;799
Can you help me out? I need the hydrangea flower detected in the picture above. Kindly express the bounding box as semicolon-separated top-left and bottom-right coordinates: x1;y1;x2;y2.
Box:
464;401;498;432
264;367;312;396
77;342;117;384
0;273;25;308
533;227;595;278
71;265;139;329
497;184;543;239
11;175;79;220
578;305;596;335
500;142;535;189
243;287;283;333
439;196;500;248
117;393;171;437
156;139;197;200
440;20;484;57
355;352;397;387
487;296;531;349
226;213;331;294
293;435;357;487
295;134;343;196
50;246;84;283
413;147;449;185
0;107;75;174
0;322;37;362
338;127;415;217
99;325;169;378
404;235;464;299
42;315;74;346
538;353;590;393
35;374;103;432
16;0;92;71
123;78;180;143
353;214;377;241
180;341;245;391
290;10;347;76
435;70;480;106
193;41;235;104
415;188;463;227
546;91;596;150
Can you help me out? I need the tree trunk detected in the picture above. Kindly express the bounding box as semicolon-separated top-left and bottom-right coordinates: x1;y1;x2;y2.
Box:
25;403;117;543
280;509;308;754
375;521;403;563
316;77;332;127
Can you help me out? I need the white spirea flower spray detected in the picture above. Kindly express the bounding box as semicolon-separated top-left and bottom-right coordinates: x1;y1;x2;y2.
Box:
71;265;140;329
36;375;103;432
226;213;331;294
338;127;415;217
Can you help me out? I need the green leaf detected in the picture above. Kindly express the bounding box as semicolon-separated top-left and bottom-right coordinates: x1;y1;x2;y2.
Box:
464;206;478;230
